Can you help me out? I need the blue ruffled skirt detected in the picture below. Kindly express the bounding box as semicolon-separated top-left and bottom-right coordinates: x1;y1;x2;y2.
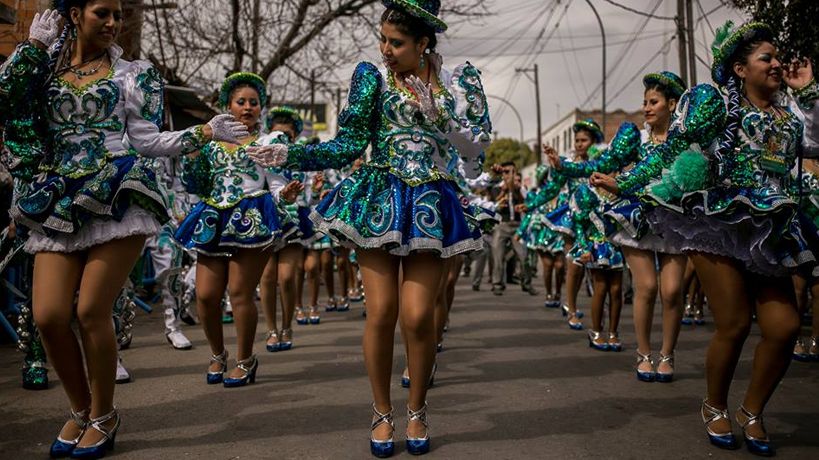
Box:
175;194;297;257
602;195;681;254
12;155;168;236
309;167;483;257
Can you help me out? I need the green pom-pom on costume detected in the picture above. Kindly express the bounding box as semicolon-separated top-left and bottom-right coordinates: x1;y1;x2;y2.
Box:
649;149;709;202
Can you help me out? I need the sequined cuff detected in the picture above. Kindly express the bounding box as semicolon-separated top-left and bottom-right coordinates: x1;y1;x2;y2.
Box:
794;79;819;108
181;125;209;154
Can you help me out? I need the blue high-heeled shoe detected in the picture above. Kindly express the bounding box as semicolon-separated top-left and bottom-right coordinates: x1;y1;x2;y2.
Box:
309;306;321;325
223;355;258;388
635;352;655;382
207;349;228;384
655;353;675;383
337;297;351;312
278;328;293;351
295;307;309;325
588;330;610;351
50;408;89;458
406;403;430;455
567;313;584;331
265;330;280;352
736;406;775;457
607;332;623;352
701;400;739;450
70;408;120;459
324;298;337;312
370;404;395;458
561;304;584;318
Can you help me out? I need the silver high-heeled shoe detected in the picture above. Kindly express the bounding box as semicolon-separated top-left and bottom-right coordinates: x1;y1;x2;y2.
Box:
655;352;675;383
701;399;738;450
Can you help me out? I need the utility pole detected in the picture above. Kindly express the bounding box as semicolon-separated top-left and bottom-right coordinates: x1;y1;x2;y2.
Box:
335;87;342;134
685;0;697;85
515;64;542;163
310;69;316;107
586;0;606;138
676;0;689;85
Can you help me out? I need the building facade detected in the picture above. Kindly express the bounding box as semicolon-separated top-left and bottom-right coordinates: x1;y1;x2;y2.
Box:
0;0;42;60
540;108;644;160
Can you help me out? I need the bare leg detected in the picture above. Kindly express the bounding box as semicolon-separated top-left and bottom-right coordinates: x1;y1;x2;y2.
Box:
33;251;87;442
623;247;659;359
305;249;320;308
589;269;608;334
277;244;302;330
540;251;554;296
401;252;445;439
337;247;351;300
195;255;229;364
259;253;279;348
321;249;335;305
75;235;146;446
554;252;565;298
691;253;752;435
658;253;686;364
740;275;799;438
226;248;270;375
607;270;623;333
358;249;401;441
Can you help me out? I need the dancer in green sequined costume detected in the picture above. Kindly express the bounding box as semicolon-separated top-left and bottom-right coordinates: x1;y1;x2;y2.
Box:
248;2;490;455
1;3;248;456
593;21;819;455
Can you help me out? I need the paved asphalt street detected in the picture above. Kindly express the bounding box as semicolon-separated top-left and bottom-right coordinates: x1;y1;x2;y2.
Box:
1;274;818;459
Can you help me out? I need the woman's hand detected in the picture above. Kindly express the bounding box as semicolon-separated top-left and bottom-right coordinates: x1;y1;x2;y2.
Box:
783;58;814;91
312;172;325;193
279;180;304;204
405;74;440;125
590;172;620;195
28;9;62;49
320;189;331;200
514;203;528;213
578;252;592;264
543;145;561;169
246;144;288;168
205;114;249;143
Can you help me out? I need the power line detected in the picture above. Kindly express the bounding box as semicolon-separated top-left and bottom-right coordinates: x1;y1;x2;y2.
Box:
447;31;668;58
606;35;676;106
601;0;677;21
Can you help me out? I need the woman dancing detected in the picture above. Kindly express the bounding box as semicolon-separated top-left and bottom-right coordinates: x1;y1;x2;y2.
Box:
249;2;490;456
593;21;819;455
175;72;300;388
1;2;247;457
547;72;689;380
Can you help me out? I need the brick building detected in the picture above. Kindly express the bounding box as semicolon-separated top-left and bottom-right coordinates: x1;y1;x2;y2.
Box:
0;0;43;60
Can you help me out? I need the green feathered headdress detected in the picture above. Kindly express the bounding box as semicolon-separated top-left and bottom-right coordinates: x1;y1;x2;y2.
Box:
649;144;710;202
711;21;774;86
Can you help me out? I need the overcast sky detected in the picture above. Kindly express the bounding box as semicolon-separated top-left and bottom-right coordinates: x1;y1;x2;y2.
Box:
348;0;749;143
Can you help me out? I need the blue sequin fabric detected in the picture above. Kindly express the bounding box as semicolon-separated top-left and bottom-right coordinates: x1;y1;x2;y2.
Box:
619;82;819;276
517;189;564;254
175;137;298;256
569;184;623;269
284;61;492;257
2;43;208;246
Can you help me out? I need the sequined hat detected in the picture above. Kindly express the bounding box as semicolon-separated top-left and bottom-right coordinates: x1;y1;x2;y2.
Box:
573;118;604;143
219;72;268;109
643;71;687;100
382;0;448;33
266;106;304;136
711;20;774;86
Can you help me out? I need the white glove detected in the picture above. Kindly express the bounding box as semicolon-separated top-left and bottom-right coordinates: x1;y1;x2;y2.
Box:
28;9;63;48
206;114;249;143
246;144;288;168
405;74;440;125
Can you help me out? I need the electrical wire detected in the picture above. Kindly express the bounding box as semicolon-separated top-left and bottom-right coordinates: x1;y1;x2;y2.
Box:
601;0;676;21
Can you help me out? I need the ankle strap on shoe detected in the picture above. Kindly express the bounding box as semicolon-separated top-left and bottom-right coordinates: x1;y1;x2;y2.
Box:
210;349;228;366
236;355;257;371
70;408;90;427
88;408;119;438
635;351;652;364
658;352;675;365
407;403;428;428
266;330;279;340
371;404;394;430
737;405;764;429
701;399;730;425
